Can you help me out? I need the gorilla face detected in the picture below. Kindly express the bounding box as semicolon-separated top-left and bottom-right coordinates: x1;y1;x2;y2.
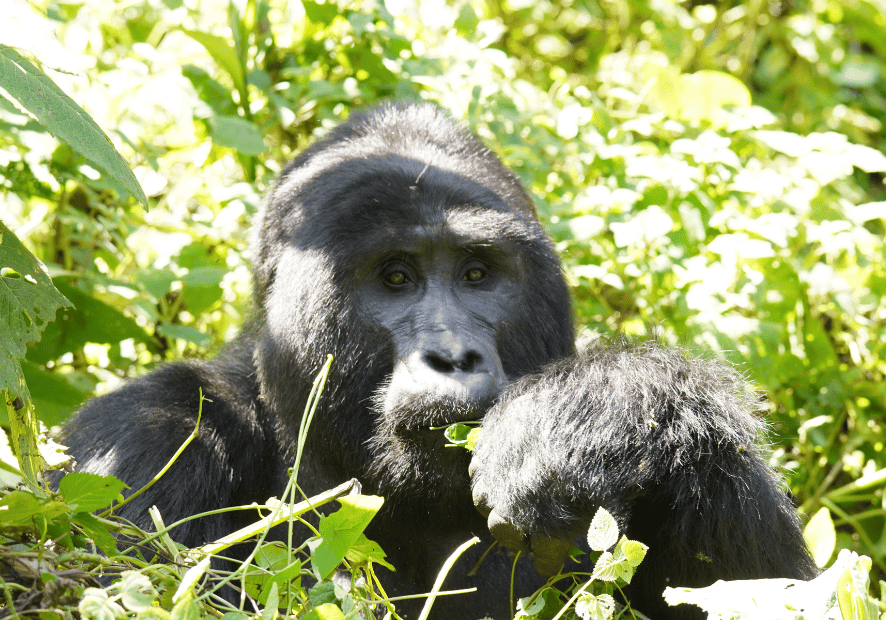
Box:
251;104;575;510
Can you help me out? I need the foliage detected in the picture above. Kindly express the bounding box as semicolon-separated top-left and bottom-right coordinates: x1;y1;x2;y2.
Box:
0;360;409;620
2;0;886;617
514;508;648;620
664;549;882;620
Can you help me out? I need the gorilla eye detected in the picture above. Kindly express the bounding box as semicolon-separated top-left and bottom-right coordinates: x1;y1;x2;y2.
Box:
463;267;486;283
384;270;410;288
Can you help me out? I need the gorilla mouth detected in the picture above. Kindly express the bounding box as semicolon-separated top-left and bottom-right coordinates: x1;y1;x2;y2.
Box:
372;386;492;438
392;395;490;434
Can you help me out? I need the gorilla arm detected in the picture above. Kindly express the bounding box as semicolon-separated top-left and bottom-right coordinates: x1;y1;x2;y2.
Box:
57;338;283;548
470;340;817;617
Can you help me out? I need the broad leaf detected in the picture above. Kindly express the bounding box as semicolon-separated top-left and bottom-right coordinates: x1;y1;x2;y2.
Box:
0;46;147;205
58;472;127;513
313;495;384;579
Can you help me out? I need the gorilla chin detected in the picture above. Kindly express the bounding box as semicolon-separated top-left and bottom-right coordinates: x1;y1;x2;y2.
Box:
367;385;490;506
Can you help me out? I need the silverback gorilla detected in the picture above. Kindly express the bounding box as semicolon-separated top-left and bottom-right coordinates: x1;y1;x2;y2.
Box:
61;102;817;619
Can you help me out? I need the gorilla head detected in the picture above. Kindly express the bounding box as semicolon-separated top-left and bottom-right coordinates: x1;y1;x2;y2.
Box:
249;102;575;513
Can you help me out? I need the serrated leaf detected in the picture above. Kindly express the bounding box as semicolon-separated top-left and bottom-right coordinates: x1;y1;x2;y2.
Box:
58;472;127;513
575;593;615;620
119;571;158;611
0;46;147;205
0;222;70;395
0;222;70;489
79;587;126;620
617;538;648;569
592;551;620;582
587;507;619;552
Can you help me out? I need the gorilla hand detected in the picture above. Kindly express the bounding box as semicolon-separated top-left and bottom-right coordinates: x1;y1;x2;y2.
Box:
469;391;596;578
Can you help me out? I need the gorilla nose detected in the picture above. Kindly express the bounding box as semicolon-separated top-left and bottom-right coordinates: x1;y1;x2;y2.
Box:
414;345;502;403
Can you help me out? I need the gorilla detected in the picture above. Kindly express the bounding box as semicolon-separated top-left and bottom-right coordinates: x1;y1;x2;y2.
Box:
60;102;816;619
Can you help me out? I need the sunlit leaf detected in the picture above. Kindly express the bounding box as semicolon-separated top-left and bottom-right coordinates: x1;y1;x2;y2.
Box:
804;507;836;568
0;46;147;204
313;495;384;579
587;507;619;552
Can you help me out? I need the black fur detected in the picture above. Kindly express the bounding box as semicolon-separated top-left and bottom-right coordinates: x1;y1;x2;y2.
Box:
471;340;818;619
60;102;815;619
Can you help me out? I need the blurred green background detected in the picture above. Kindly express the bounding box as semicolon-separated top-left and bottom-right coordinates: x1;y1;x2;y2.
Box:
2;0;885;578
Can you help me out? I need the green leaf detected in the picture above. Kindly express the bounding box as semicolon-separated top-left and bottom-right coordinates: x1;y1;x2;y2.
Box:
313;495;384;579
0;222;71;395
679;70;751;124
515;588;562;618
345;534;396;571
302;604;344;620
616;537;648;569
137;608;171;620
307;581;337;607
443;422;481;450
156;323;212;348
170;590;200;620
79;588;126;620
58;472;127;513
0;489;47;525
210;114;267;155
261;582;279;620
1;221;71;489
804;507;836;568
575;593;615;620
181;64;236;116
244;542;303;606
181;31;246;96
0;46;147;205
587;507;619;552
591;551;620;582
72;512;119;555
118;571;158;611
302;1;339;26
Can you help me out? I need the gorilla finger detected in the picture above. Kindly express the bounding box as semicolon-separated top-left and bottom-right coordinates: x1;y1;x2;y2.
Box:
487;510;529;554
530;533;572;578
472;486;492;518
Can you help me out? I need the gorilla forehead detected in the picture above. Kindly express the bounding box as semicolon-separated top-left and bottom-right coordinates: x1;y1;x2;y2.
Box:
269;101;535;216
270;156;550;265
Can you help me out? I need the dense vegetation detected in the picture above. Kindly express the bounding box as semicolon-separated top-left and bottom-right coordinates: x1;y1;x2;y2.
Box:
2;0;886;618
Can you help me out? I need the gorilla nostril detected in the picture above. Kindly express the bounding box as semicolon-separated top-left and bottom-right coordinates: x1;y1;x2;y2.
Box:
459;351;482;373
425;352;456;374
425;350;484;374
